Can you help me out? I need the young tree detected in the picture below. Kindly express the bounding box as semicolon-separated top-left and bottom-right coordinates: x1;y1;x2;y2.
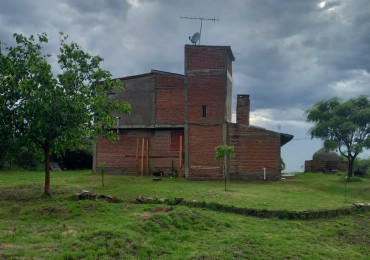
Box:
0;33;131;196
306;96;370;177
215;145;235;191
280;157;286;171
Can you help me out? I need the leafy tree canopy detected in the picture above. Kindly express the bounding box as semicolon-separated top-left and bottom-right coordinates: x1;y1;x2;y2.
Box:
0;33;131;196
306;96;370;177
215;145;235;161
215;145;235;191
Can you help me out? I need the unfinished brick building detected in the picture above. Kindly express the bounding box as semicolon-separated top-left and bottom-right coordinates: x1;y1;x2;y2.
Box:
93;45;293;180
304;148;348;173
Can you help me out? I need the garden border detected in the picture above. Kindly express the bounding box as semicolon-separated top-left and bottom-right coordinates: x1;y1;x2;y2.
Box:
134;196;370;220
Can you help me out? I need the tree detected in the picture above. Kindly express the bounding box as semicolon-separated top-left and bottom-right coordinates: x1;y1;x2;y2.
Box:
280;157;286;171
215;145;235;191
0;33;131;196
306;96;370;177
354;157;370;177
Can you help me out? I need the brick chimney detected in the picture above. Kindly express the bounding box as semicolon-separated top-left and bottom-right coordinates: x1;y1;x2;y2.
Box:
236;95;250;125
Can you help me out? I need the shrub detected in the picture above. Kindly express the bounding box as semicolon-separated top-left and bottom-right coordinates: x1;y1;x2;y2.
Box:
59;149;93;170
15;148;40;170
354;157;370;177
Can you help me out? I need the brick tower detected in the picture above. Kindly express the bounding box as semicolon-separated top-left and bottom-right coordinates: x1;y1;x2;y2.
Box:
184;45;235;179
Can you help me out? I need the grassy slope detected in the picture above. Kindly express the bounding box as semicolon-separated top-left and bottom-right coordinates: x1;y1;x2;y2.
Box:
0;171;369;259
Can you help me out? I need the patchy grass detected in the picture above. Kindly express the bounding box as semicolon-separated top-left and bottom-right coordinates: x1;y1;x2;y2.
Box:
0;170;370;259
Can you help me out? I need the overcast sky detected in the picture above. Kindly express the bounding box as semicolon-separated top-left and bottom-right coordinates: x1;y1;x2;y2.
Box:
1;0;369;172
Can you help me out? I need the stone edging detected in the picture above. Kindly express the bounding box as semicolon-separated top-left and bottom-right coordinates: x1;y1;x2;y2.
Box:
134;197;370;220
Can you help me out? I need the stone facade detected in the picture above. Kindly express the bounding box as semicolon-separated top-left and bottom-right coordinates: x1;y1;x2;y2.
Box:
94;45;293;180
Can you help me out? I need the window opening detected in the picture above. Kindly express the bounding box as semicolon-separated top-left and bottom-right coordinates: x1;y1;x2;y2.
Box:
202;105;207;117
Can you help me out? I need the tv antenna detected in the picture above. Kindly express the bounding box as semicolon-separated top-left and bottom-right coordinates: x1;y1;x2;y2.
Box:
181;16;219;45
189;32;200;44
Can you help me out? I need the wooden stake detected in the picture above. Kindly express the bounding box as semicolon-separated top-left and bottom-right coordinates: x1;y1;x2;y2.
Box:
141;138;144;176
179;135;183;178
136;138;139;176
146;138;149;176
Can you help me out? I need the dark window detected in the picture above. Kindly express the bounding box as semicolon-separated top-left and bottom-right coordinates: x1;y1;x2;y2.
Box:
202;105;207;117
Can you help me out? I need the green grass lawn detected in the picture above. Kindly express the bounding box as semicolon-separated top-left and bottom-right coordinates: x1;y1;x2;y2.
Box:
0;170;369;259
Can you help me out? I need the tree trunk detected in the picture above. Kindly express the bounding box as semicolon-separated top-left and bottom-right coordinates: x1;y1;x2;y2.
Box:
43;143;51;197
223;164;227;191
347;158;354;178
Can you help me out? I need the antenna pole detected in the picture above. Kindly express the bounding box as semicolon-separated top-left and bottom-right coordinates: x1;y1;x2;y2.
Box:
181;16;219;45
199;19;203;44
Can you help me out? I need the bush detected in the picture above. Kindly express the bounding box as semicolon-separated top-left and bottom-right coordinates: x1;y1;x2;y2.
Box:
347;176;362;182
354;158;370;177
15;148;40;170
59;149;93;170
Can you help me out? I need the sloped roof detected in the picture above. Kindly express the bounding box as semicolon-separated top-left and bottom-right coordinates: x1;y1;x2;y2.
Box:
280;133;294;146
115;69;184;81
229;123;294;147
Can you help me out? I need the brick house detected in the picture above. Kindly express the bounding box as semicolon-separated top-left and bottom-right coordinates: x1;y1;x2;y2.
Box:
305;148;347;173
93;44;293;181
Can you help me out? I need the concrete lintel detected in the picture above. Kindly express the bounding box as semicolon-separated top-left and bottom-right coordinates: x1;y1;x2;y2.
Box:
186;69;226;77
117;124;184;129
186;120;227;126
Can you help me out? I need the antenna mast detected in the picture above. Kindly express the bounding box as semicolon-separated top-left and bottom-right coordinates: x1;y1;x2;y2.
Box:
181;16;219;44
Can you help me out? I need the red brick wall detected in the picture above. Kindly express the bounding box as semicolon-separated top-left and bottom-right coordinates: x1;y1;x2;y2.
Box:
229;124;281;180
155;74;185;125
153;130;183;174
96;130;151;174
236;95;250;125
186;46;226;71
188;124;223;179
185;45;233;179
95;129;183;175
305;160;347;172
187;75;225;121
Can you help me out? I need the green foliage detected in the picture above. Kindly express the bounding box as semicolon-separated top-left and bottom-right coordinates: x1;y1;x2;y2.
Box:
280;157;286;171
170;167;179;178
1;171;370;259
215;145;235;161
0;139;42;170
0;33;131;195
2;170;370;211
215;145;235;191
306;96;370;177
98;163;106;187
58;149;93;170
354;157;370;177
14;147;41;170
346;176;362;182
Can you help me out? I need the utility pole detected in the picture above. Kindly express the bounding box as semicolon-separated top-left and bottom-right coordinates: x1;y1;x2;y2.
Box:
180;16;219;45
